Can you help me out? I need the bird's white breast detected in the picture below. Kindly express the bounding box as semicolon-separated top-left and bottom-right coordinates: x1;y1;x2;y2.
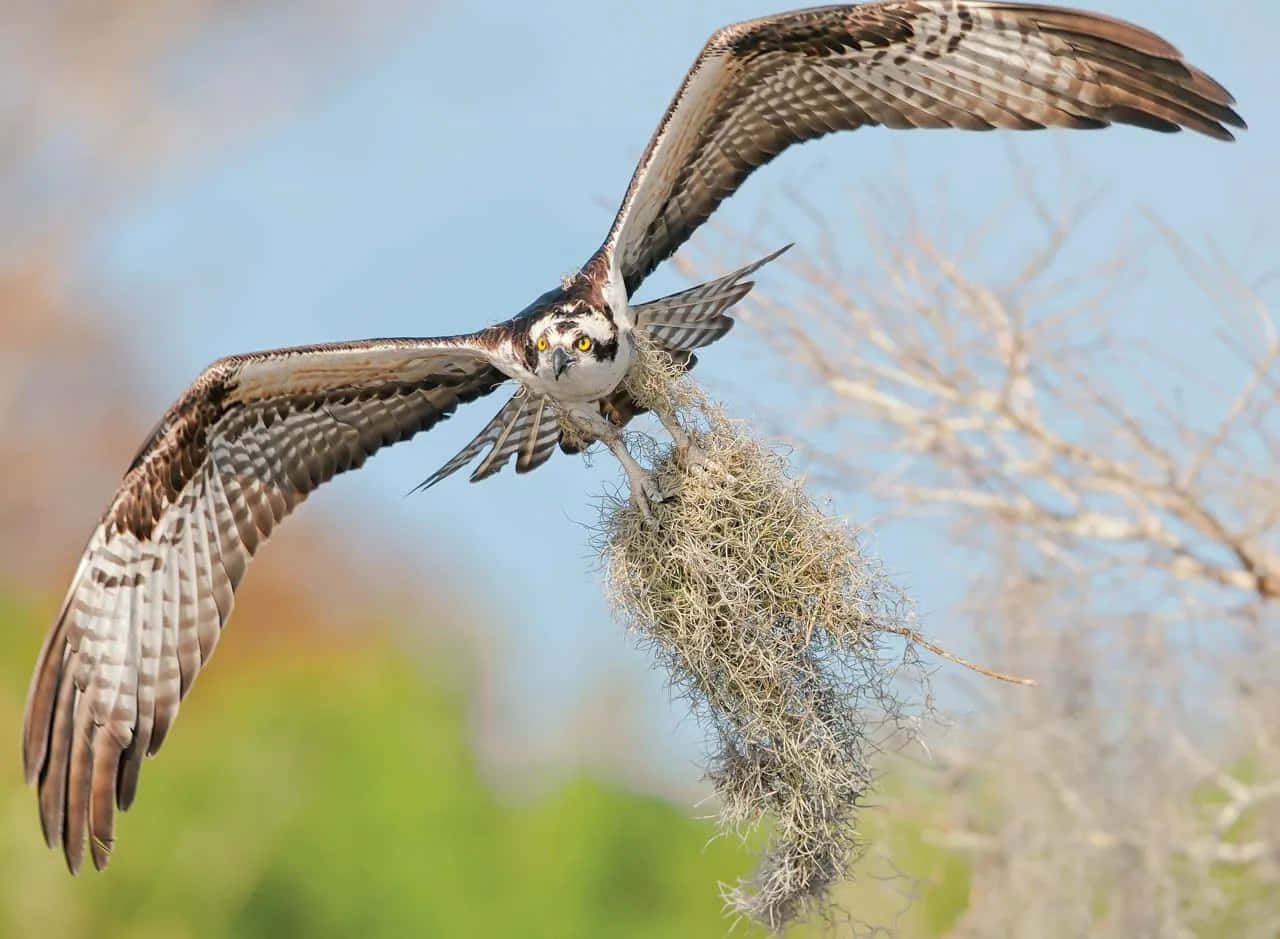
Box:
556;331;634;402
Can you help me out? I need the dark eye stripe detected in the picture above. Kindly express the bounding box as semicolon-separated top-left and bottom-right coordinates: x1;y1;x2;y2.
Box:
590;337;619;362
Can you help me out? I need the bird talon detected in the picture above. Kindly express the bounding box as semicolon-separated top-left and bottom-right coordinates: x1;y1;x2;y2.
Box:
641;473;672;506
630;485;658;527
626;468;680;527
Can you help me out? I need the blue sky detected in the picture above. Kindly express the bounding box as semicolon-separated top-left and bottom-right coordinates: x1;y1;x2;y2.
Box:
77;0;1276;785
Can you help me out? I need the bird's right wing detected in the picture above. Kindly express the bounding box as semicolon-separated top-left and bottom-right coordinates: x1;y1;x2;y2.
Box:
22;336;507;873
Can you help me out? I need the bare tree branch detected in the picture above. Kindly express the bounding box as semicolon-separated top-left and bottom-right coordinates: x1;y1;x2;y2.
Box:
688;170;1280;936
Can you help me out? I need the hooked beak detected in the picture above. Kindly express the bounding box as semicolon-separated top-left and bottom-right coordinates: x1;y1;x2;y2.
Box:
551;346;572;379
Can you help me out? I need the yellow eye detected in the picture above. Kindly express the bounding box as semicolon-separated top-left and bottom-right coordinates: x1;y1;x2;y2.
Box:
576;336;592;352
536;336;548;352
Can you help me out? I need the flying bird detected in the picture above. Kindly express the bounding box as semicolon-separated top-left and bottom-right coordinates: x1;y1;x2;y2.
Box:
23;1;1244;872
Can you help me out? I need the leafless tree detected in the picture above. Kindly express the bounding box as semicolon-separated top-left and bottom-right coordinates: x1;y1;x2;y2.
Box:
687;171;1280;936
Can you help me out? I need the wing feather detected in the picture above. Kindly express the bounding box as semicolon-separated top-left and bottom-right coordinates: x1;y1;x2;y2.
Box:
148;545;183;755
598;1;1244;295
22;336;507;871
518;395;549;471
517;397;564;474
472;395;531;482
175;496;204;697
63;694;94;872
634;245;790;352
417;388;565;489
117;551;163;810
38;653;76;847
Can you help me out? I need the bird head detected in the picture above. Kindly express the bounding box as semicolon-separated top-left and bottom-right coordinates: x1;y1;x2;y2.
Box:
528;304;619;383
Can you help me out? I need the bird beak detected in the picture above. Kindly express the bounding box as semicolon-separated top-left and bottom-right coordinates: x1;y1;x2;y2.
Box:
551;346;572;379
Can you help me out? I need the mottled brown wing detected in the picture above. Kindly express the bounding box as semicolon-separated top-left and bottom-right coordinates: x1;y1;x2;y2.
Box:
599;1;1245;296
22;337;507;873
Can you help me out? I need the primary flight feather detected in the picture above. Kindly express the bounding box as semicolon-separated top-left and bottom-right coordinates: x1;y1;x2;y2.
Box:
23;1;1244;872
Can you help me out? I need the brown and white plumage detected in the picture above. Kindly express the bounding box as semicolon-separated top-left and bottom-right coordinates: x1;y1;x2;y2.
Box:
23;338;507;871
596;1;1245;294
632;244;793;352
415;387;561;490
24;1;1242;872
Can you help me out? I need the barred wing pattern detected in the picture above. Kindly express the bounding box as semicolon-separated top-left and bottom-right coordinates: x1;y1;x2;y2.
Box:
22;338;505;872
415;388;562;491
600;1;1245;295
632;244;792;352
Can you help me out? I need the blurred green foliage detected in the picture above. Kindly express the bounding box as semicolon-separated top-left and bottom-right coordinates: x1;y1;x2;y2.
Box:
14;590;1267;938
1;593;971;938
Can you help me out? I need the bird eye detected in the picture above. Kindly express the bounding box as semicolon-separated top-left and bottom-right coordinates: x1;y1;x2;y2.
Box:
536;336;548;352
576;336;592;352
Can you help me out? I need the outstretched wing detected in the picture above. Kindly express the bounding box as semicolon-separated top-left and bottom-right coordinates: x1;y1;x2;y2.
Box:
598;1;1245;296
22;336;506;873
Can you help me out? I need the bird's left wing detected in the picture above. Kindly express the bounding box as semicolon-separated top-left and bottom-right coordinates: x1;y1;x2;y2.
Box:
22;336;506;873
597;1;1245;296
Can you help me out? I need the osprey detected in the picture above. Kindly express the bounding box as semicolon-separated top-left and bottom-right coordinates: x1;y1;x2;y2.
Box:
24;2;1243;872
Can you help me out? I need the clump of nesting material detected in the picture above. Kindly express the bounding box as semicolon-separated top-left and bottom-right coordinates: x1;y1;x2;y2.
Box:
596;338;927;932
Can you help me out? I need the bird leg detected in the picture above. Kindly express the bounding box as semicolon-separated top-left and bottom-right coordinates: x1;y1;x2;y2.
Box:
604;436;668;525
656;407;696;463
655;405;731;482
567;406;670;525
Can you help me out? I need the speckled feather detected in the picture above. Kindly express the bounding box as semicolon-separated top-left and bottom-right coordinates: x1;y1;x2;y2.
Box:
22;338;507;871
597;1;1244;294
